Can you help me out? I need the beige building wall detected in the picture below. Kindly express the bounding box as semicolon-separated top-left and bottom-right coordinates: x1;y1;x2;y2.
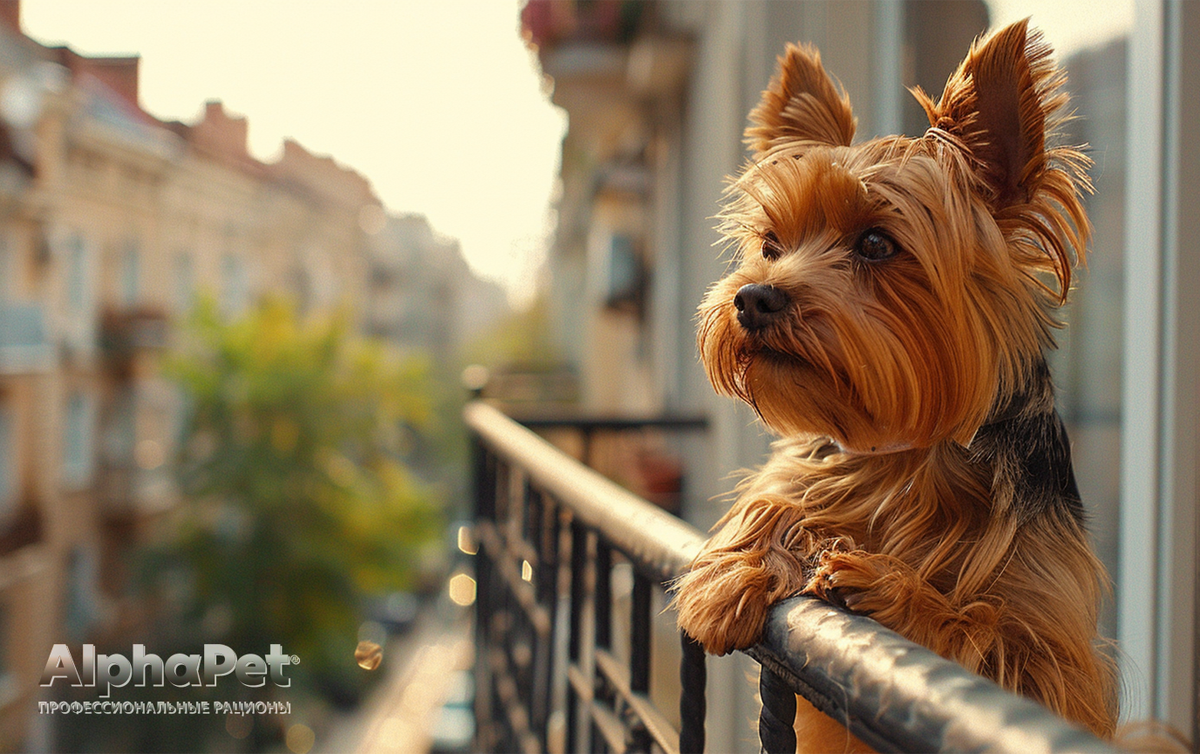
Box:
0;18;380;747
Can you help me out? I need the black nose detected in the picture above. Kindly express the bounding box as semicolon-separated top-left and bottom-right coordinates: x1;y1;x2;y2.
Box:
734;284;788;330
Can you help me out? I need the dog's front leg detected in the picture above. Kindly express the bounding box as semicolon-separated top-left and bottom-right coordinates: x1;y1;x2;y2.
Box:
673;497;816;655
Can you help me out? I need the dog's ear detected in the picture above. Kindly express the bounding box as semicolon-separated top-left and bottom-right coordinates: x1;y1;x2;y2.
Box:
916;19;1088;302
914;19;1065;209
745;43;856;156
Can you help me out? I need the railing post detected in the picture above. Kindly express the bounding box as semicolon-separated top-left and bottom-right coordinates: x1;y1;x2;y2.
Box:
679;633;706;754
629;573;652;752
567;520;588;753
470;432;495;752
758;664;797;754
591;540;612;752
531;490;558;748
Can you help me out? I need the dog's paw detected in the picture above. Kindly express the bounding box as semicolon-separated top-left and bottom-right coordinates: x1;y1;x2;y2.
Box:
673;555;775;655
803;545;889;614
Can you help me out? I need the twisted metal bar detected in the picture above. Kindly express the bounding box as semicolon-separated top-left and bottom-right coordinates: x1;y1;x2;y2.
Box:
759;664;797;754
679;634;707;754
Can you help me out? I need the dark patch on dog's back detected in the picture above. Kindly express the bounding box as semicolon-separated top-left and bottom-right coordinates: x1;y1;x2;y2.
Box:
971;360;1085;524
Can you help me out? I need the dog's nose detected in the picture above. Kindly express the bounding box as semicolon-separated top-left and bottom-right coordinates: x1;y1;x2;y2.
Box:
734;284;788;330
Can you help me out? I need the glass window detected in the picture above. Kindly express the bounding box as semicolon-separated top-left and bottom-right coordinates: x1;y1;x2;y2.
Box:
119;238;140;306
102;388;135;465
0;404;14;518
0;601;8;682
62;391;95;487
221;253;248;318
63;546;98;642
0;231;11;300
173;250;194;315
66;233;91;314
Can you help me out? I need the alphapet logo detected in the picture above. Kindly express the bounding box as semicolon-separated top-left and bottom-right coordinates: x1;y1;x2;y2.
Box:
41;644;297;699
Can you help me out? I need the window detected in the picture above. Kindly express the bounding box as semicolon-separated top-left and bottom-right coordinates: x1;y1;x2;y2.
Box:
62;391;95;487
119;238;140;306
604;232;644;312
0;231;11;300
221;254;249;318
102;388;135;465
1111;1;1199;733
0;404;14;519
0;601;10;697
63;547;98;642
66;234;91;314
62;233;97;353
173;250;194;315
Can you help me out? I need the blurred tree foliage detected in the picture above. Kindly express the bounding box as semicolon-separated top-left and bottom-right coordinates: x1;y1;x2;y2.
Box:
158;297;441;704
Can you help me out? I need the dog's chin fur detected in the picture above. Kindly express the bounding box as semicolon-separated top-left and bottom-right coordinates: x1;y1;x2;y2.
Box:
673;19;1118;743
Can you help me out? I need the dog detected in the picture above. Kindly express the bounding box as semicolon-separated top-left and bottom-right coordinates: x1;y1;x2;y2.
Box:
672;19;1117;749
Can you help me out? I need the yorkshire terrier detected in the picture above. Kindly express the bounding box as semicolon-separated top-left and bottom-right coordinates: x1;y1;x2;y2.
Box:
672;19;1117;748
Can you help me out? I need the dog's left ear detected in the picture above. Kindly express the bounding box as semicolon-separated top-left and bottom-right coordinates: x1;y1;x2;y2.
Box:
914;19;1065;209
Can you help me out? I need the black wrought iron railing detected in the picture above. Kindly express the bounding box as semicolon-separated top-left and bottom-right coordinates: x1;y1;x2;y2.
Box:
465;400;1118;753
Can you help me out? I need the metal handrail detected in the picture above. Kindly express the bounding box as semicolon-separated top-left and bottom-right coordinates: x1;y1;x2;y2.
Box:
465;400;1119;753
466;401;705;582
748;601;1114;753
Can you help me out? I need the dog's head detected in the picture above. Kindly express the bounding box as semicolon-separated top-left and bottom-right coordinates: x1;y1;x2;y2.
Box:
697;20;1089;452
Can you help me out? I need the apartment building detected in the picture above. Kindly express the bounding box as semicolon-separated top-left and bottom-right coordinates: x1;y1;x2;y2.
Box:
366;212;509;368
0;5;389;745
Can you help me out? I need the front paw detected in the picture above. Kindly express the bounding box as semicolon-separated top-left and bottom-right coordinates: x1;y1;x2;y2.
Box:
673;556;774;655
804;545;880;613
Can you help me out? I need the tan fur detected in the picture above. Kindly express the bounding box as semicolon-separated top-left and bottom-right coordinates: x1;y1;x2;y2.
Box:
795;696;873;754
673;20;1118;743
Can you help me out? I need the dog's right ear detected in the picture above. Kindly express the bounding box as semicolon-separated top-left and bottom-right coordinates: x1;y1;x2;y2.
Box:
745;44;857;157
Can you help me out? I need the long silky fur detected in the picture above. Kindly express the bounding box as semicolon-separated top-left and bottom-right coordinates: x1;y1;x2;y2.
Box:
673;19;1118;744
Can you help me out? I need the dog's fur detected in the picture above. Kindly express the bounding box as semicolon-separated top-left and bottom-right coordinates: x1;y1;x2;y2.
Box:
672;20;1117;746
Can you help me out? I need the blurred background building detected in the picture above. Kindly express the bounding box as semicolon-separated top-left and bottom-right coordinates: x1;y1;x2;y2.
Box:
365;213;509;367
0;0;508;746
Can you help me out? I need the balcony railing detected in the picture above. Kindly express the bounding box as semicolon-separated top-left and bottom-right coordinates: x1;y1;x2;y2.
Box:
465;401;1119;753
0;503;43;556
99;305;169;372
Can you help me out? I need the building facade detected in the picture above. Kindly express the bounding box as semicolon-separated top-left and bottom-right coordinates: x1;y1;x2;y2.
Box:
0;2;475;745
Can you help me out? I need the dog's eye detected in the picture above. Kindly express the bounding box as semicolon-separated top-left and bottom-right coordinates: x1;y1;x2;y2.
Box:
761;230;785;260
854;229;899;262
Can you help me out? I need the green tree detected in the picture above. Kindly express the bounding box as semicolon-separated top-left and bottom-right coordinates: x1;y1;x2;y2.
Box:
161;298;441;703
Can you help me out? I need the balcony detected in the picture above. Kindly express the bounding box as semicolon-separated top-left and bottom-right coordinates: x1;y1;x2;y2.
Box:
0;303;53;375
99;305;169;376
0;503;43;557
464;401;1118;753
522;0;692;140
